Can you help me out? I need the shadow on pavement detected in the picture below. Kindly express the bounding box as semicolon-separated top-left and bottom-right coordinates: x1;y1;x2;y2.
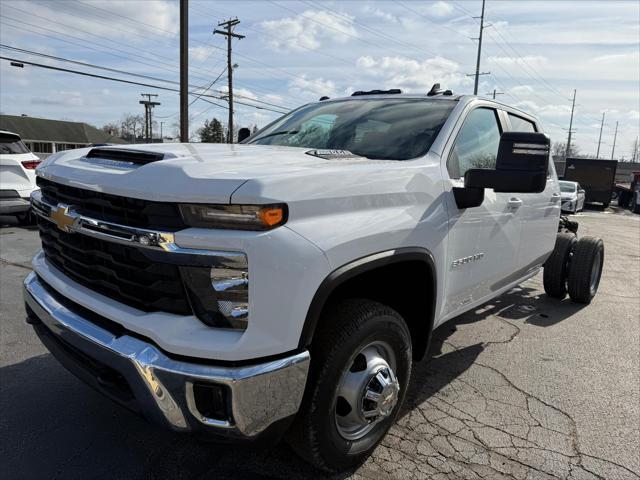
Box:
1;285;588;479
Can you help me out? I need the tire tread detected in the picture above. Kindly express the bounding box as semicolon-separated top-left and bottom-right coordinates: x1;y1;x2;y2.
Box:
567;236;604;303
287;299;411;471
543;233;576;299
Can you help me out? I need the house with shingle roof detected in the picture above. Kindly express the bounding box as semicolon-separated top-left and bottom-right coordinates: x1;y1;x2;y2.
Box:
0;114;126;159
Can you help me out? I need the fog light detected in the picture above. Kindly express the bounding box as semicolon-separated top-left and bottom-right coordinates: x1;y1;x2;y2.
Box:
179;255;249;330
211;268;249;325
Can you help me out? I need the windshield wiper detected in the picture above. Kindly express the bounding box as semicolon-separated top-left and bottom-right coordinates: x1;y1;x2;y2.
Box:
254;130;299;141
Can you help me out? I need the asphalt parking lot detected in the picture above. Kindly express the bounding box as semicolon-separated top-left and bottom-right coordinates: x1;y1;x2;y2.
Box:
1;208;639;480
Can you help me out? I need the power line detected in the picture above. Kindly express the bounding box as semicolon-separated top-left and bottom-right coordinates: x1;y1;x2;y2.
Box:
301;0;440;58
0;45;289;112
394;1;473;42
0;55;289;114
189;67;227;106
0;44;182;86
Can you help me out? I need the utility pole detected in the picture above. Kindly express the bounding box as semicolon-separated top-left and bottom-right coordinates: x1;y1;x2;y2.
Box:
486;89;504;100
471;0;489;95
180;0;189;142
565;89;577;159
214;18;245;143
611;121;619;160
596;112;605;159
160;121;164;141
139;93;160;142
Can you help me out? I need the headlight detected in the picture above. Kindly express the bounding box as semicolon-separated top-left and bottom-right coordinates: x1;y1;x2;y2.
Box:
179;204;287;230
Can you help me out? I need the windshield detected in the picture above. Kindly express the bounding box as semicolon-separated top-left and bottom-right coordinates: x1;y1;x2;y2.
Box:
0;134;29;154
248;98;455;160
559;181;576;193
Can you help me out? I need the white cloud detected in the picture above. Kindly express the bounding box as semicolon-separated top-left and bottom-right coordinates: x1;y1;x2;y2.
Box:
488;55;549;72
355;55;468;93
31;91;84;107
510;85;534;95
288;75;337;99
190;46;217;63
513;100;572;118
1;0;178;42
362;5;400;23
260;10;357;52
430;1;455;18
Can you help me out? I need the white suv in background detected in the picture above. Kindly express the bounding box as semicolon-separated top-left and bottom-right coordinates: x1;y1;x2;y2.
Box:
0;130;40;222
559;180;585;214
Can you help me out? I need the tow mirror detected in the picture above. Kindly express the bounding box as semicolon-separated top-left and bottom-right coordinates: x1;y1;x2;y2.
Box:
465;132;550;193
454;132;550;209
238;128;251;143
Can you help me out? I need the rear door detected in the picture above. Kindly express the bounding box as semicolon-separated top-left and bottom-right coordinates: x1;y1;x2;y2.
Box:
441;106;523;319
504;112;560;271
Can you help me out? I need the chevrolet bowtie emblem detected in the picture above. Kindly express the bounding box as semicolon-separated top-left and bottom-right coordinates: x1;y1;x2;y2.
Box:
50;204;77;232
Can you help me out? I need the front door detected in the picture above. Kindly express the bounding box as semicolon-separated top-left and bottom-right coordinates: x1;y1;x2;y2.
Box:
505;113;561;273
440;106;523;321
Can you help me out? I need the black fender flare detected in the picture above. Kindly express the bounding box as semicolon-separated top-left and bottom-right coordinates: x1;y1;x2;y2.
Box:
298;247;438;355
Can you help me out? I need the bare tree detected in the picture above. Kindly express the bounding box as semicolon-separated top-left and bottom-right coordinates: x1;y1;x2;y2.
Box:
120;114;144;143
101;123;121;137
631;137;639;163
552;141;579;160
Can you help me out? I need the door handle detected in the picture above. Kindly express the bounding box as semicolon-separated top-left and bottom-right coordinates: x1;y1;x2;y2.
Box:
508;197;523;209
551;193;561;202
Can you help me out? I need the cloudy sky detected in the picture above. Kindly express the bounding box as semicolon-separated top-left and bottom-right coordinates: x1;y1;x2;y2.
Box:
1;0;638;157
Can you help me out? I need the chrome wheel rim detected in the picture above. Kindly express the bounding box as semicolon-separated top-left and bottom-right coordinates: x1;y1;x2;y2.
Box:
334;341;399;441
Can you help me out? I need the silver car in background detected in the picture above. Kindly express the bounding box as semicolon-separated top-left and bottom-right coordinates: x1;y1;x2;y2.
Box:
559;180;585;214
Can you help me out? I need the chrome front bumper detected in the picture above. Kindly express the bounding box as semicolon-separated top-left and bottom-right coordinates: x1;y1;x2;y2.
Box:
23;272;310;438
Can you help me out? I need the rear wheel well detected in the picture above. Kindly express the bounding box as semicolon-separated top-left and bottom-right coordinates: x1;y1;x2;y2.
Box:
304;258;435;361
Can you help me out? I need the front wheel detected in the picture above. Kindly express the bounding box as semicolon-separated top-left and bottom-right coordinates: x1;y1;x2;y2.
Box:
287;299;412;472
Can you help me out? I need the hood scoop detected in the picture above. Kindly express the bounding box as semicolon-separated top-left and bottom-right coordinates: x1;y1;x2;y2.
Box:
85;147;171;165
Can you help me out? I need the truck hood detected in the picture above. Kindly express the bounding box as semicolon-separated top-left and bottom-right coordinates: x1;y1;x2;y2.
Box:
36;143;379;204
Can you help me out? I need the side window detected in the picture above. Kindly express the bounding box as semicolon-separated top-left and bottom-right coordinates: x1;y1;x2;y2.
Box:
447;108;501;179
508;113;537;132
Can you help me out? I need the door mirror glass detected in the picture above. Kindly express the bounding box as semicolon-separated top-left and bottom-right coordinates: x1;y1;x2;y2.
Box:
464;132;550;193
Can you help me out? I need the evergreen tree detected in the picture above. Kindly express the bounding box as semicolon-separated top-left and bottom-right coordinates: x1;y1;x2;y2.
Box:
199;118;225;143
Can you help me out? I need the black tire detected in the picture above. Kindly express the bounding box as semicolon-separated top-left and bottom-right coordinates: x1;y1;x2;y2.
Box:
567;236;604;304
543;233;577;299
287;299;412;472
632;193;640;214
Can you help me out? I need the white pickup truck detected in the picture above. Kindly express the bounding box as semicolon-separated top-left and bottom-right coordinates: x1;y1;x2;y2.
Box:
24;88;604;471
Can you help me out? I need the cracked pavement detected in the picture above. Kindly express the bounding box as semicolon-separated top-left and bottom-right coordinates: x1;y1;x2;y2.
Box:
1;208;638;479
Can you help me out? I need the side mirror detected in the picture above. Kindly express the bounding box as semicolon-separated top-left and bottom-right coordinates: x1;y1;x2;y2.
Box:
453;132;550;209
238;128;251;143
464;132;550;193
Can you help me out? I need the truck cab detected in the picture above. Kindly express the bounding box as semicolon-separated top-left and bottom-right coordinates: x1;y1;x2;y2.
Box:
23;88;603;471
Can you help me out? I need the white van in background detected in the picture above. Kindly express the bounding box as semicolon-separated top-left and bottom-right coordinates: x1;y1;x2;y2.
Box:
0;130;40;223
